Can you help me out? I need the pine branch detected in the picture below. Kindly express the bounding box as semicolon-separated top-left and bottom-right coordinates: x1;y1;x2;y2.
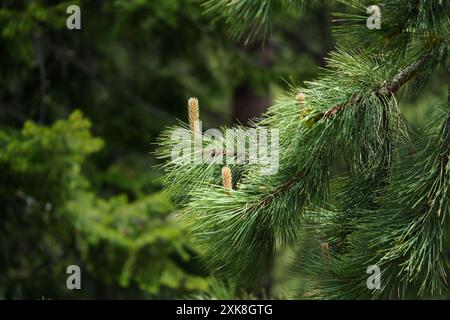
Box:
298;88;450;299
271;52;431;194
204;0;311;41
324;52;432;118
256;171;306;209
157;0;450;297
177;49;410;287
384;53;431;94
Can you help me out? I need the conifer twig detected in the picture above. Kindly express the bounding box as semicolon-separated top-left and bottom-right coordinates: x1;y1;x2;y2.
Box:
324;52;432;119
320;242;330;264
222;166;233;191
188;97;200;133
251;53;433;214
252;171;306;211
296;93;306;105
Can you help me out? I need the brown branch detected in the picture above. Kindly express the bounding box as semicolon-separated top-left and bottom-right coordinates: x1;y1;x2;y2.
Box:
256;171;306;209
323;52;432;119
383;53;431;94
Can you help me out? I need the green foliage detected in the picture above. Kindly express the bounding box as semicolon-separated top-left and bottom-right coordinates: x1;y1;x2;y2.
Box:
298;104;450;298
0;111;100;298
204;0;325;42
0;112;208;298
0;110;103;205
204;0;295;41
67;192;208;296
189;278;258;299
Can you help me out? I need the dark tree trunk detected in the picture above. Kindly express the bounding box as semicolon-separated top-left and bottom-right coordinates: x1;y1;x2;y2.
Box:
231;41;272;124
232;81;270;124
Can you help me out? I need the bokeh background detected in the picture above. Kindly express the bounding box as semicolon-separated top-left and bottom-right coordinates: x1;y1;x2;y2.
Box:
0;0;446;299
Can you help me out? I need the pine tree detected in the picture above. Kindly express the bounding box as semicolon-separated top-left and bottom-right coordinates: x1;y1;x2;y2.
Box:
157;0;450;299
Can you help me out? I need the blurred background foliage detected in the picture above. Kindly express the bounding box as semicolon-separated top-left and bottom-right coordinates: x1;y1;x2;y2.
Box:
0;0;445;299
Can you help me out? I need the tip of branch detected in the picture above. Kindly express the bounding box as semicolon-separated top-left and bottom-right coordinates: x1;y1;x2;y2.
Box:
222;166;233;191
188;97;200;133
296;93;306;105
